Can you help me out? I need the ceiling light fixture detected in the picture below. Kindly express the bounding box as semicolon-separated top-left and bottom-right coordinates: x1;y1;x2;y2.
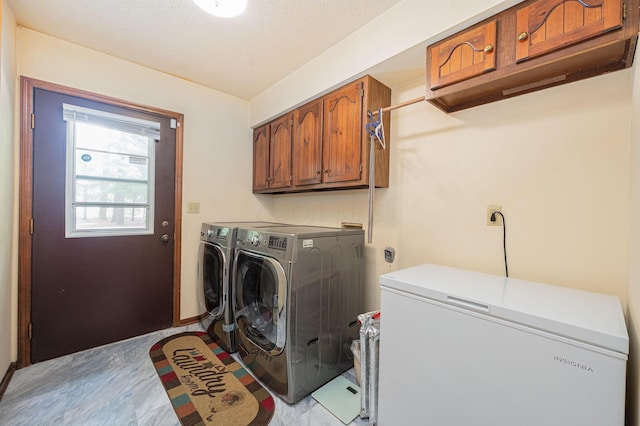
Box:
193;0;247;18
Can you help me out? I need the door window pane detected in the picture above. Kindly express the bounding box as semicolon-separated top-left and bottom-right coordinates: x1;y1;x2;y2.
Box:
64;104;159;238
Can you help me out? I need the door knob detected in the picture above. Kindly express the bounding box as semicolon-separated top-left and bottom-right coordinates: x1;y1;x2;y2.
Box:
161;234;170;242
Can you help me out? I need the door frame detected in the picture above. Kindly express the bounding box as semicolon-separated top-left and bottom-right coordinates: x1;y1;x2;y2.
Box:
17;76;184;368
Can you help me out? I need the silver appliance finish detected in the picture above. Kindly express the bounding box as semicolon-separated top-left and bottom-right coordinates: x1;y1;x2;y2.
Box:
233;225;365;403
197;221;285;353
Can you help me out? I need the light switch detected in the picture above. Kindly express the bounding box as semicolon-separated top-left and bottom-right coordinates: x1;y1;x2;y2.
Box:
187;202;200;213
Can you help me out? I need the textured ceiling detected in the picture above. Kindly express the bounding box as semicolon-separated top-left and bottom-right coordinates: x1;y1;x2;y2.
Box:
7;0;404;100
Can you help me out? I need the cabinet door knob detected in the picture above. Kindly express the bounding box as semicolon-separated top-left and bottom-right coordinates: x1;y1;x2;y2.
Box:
316;170;321;175
484;44;494;53
518;32;529;42
323;169;329;173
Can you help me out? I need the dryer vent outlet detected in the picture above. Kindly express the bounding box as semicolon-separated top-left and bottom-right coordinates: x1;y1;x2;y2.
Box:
384;247;395;263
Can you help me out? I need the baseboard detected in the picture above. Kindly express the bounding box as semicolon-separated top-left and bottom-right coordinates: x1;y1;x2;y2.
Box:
0;362;17;401
175;314;204;327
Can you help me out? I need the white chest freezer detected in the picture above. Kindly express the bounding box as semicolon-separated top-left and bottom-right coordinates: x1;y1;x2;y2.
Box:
378;263;628;426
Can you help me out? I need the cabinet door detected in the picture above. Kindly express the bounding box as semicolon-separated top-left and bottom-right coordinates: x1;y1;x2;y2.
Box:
293;99;323;186
516;0;623;62
252;124;270;191
269;114;292;189
429;21;497;90
323;82;363;184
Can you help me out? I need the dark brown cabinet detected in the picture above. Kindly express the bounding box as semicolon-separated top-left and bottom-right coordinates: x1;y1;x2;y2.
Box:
429;21;497;90
292;99;323;186
515;0;623;63
252;124;270;191
322;81;364;185
252;114;293;192
426;0;638;113
254;75;391;194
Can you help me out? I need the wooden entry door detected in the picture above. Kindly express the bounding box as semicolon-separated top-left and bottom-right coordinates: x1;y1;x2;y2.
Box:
21;79;183;364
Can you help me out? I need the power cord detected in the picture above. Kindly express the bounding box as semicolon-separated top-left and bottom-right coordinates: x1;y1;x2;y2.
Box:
490;211;508;277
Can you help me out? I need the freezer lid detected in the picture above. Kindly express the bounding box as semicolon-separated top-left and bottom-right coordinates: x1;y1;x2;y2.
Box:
380;263;629;355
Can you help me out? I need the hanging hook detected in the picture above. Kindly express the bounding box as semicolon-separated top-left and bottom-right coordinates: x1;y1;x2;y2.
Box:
374;108;385;150
366;109;385;149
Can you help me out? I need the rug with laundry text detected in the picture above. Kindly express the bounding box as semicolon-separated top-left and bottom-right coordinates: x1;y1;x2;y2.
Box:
149;332;275;426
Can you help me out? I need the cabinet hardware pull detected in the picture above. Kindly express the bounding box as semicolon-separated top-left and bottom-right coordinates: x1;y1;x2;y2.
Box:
324;169;329;173
316;170;321;175
518;32;529;42
484;44;494;53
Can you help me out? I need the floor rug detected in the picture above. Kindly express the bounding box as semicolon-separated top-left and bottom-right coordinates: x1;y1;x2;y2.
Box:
149;332;275;426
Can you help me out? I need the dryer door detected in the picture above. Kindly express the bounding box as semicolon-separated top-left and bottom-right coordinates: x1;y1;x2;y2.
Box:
234;250;287;355
198;241;226;318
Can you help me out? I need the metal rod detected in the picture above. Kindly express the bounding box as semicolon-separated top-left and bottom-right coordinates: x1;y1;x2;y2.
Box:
370;96;426;116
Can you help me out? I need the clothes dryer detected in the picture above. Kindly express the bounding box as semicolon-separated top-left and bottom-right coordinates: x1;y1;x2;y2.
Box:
197;221;286;353
233;225;365;403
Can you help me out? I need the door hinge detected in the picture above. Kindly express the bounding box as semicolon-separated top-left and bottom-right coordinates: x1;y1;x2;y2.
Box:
623;2;627;20
29;218;34;235
31;113;35;129
28;322;32;340
359;164;363;173
359;83;364;98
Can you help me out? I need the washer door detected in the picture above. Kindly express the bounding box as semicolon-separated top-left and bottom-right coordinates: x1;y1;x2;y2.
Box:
198;241;226;318
234;250;287;355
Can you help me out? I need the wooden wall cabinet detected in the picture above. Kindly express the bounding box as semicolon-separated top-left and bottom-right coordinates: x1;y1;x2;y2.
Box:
252;124;270;191
292;99;323;186
252;113;293;192
254;75;391;194
429;21;498;90
426;0;639;112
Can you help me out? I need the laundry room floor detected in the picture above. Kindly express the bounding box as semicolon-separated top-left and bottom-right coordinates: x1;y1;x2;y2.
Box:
0;323;368;426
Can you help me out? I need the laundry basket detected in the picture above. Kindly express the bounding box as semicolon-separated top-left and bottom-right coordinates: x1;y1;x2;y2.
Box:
356;310;381;425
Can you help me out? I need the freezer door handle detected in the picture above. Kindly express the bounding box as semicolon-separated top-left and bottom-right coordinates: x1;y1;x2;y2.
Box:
446;296;490;313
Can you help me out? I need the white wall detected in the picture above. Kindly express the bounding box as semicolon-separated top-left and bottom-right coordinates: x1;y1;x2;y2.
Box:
1;0;16;374
14;28;273;330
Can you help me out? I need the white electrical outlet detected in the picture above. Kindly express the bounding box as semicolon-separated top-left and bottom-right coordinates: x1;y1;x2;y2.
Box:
487;205;502;226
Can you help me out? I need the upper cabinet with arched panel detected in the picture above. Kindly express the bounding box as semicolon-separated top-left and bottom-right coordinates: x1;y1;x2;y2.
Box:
253;76;391;194
516;0;623;62
430;21;498;90
426;0;638;113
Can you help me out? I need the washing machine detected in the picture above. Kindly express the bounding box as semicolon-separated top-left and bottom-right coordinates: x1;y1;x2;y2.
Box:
233;225;365;403
197;221;286;353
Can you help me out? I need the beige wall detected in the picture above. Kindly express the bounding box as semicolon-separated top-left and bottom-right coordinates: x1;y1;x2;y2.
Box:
14;28;273;334
1;0;15;375
627;51;640;426
5;0;638;421
250;0;525;126
251;0;636;420
264;72;632;312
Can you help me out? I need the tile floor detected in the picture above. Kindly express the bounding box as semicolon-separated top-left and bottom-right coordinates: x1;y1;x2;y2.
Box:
0;324;369;426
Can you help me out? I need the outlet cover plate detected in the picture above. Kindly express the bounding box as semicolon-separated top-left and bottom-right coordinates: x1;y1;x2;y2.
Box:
487;205;502;226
